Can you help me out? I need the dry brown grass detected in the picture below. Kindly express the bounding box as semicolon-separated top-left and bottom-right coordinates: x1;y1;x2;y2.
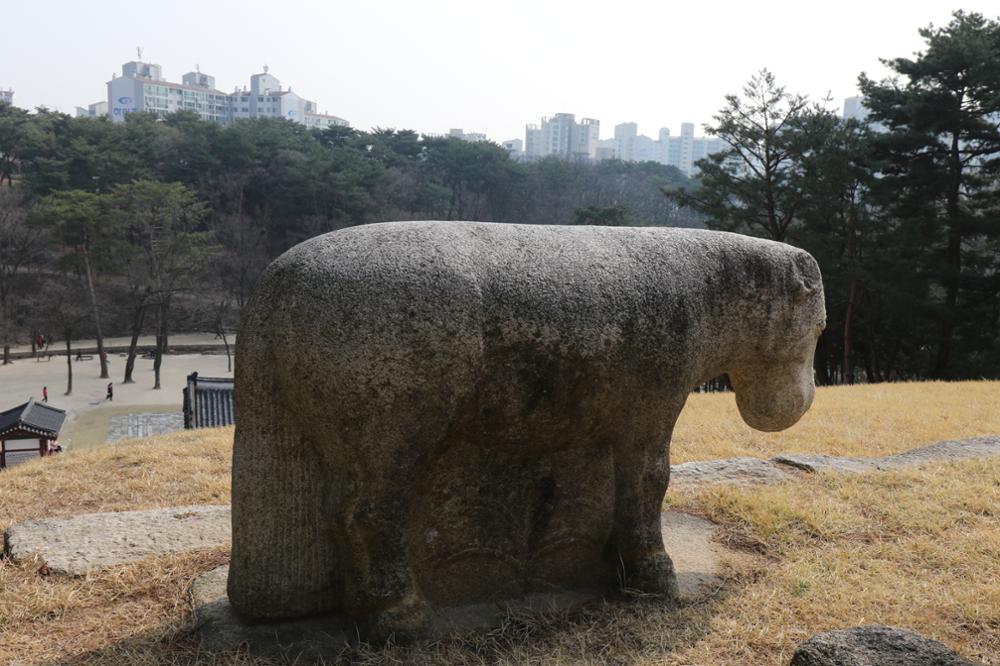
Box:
1;382;998;664
663;459;1000;664
672;380;1000;463
0;549;230;665
0;428;232;533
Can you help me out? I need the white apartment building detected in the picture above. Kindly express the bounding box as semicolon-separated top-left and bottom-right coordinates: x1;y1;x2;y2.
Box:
523;113;600;161
447;128;489;142
105;59;348;128
573;118;600;159
525;124;542;157
518;113;725;174
843;96;868;121
0;89;12;105
598;121;727;176
502;138;524;159
76;101;108;118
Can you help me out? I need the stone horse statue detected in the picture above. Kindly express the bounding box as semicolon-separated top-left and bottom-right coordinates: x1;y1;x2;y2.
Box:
229;221;826;640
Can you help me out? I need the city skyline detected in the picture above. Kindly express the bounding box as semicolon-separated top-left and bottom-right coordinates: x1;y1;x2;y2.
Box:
54;54;730;145
76;54;730;143
97;56;348;128
3;1;996;142
0;61;887;161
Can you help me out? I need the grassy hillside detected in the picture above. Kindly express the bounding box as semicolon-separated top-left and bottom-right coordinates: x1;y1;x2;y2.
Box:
1;381;998;664
673;380;1000;463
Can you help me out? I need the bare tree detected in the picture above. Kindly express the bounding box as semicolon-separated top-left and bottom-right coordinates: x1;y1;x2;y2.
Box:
215;181;270;310
0;188;43;364
34;278;89;395
30;190;116;378
111;180;211;390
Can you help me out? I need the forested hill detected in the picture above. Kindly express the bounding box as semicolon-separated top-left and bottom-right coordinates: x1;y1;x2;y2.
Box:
0;110;699;243
0;110;697;385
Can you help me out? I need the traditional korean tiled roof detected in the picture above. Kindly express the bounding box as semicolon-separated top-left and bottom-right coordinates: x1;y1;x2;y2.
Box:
182;373;235;429
0;399;66;439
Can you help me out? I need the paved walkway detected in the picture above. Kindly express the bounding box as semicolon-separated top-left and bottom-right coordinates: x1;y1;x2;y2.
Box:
106;412;186;442
6;332;235;360
0;352;234;449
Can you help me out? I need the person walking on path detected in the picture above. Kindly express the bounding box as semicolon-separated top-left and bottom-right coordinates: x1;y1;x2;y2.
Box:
42;386;48;403
106;382;114;401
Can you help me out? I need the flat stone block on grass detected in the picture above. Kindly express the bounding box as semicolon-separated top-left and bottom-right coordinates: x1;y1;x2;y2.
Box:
774;435;1000;475
772;454;879;474
671;457;799;486
4;505;231;574
883;436;1000;469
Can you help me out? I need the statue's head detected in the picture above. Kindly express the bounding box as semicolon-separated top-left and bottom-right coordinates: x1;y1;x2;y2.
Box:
728;248;826;432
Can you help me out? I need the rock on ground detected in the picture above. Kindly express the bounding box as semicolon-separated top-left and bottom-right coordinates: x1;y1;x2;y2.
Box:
790;625;979;665
4;505;230;574
671;457;799;486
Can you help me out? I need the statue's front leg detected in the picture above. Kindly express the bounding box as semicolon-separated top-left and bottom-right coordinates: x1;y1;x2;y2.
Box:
348;508;430;642
608;412;680;598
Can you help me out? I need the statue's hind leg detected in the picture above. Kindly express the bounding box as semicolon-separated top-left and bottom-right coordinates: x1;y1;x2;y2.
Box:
228;349;341;618
608;400;683;598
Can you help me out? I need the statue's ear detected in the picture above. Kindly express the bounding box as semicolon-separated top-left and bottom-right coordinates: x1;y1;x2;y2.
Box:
790;252;821;301
793;277;819;300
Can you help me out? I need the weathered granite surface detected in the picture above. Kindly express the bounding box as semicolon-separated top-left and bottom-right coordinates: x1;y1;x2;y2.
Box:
194;511;726;656
790;626;979;665
230;221;826;640
4;505;230;574
671;456;800;486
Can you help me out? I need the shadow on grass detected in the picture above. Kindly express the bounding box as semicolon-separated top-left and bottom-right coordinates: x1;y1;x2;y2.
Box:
50;579;746;666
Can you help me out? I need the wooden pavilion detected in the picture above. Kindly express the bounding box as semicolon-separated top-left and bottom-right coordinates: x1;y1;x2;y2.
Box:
182;372;235;429
0;399;66;470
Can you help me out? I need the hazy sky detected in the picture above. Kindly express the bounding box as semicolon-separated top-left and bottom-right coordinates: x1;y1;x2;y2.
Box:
4;1;997;142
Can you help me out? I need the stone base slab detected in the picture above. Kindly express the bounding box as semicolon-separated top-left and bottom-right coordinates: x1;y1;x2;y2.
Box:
191;511;725;656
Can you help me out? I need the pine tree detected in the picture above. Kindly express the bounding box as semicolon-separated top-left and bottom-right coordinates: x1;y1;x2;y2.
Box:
860;11;1000;377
